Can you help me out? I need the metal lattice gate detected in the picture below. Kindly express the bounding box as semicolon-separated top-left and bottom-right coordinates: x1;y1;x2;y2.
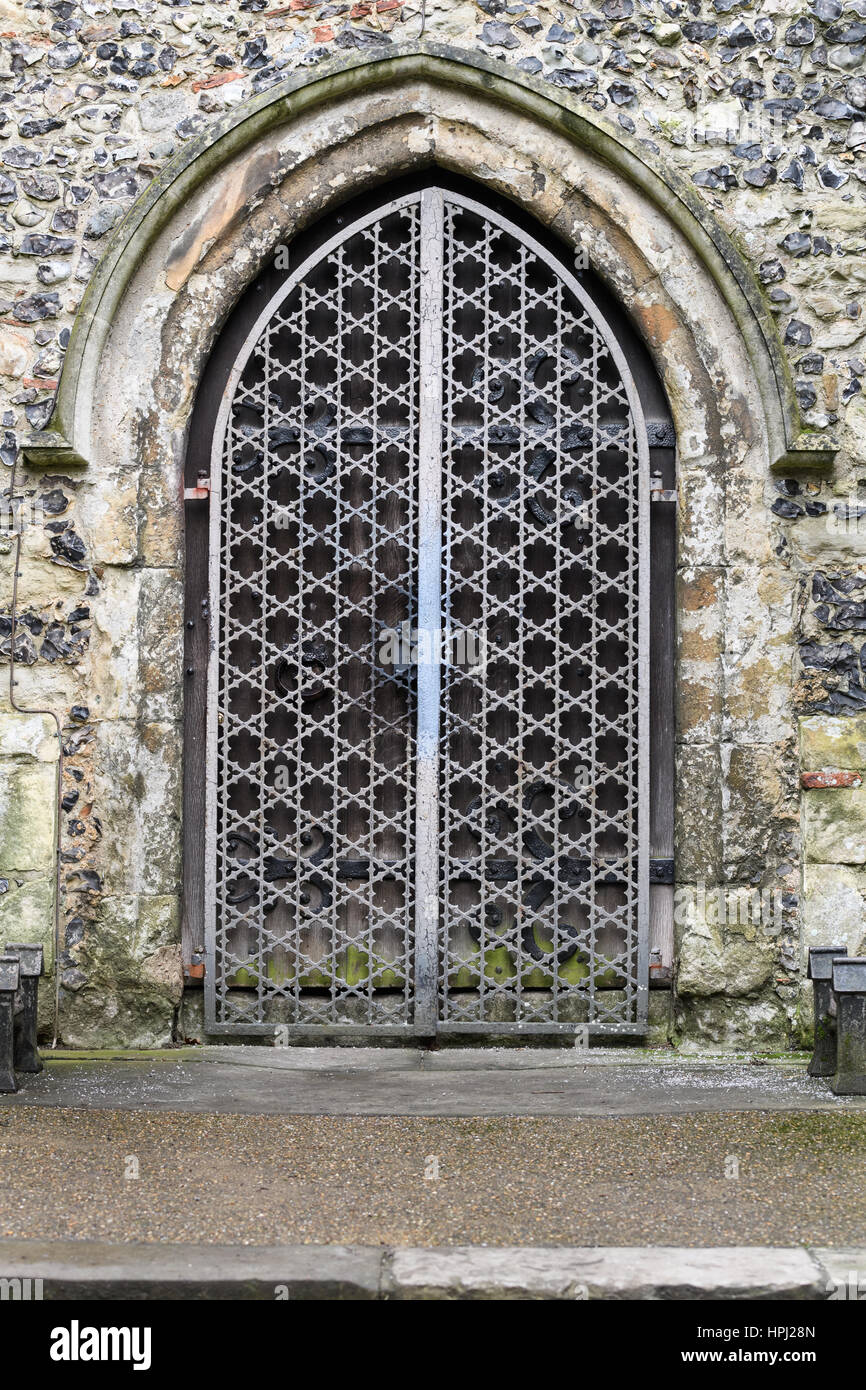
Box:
205;188;649;1037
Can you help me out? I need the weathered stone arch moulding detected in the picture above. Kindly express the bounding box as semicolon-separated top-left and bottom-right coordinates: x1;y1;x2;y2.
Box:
22;43;835;477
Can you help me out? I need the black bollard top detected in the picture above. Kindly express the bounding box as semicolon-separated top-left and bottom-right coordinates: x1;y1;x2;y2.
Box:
832;958;866;993
808;945;847;980
0;956;20;993
4;944;44;978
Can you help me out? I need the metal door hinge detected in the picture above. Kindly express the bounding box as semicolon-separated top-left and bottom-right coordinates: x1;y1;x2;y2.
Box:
647;420;675;449
649;858;674;884
185;949;206;981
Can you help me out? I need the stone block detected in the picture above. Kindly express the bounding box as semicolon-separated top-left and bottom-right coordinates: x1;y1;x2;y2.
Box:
674;995;789;1050
0;325;31;379
677;915;776;998
0;872;55;965
725;469;775;568
58;894;182;1049
178;987;205;1042
137;568;184;726
77;469;139;565
677;466;725;568
386;1244;823;1300
801;864;866;959
678;672;721;745
0;761;57;872
646;987;672;1046
137;90;190;134
677;566;723;742
675;744;723;881
800;714;866;772
87;569;143;722
724;742;799;881
133;894;182;957
6;663;81;716
723;567;795;745
87;720;182;897
804;785;866;864
0;710;58;762
0;550;87;610
140;943;183;1006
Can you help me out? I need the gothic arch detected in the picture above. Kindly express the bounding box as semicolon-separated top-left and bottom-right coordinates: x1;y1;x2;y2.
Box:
193;178;661;1034
23;43;832;478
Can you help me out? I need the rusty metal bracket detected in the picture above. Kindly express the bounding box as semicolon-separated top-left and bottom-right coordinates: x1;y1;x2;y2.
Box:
185;948;206;982
649;471;677;505
184;474;211;502
802;769;862;790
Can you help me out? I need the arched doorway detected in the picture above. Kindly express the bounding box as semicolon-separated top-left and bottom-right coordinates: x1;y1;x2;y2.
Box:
19;50;826;1049
185;176;671;1039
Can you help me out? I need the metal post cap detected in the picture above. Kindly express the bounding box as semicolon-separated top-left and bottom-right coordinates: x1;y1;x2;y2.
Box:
0;956;20;992
808;945;848;980
4;943;44;977
832;957;866;993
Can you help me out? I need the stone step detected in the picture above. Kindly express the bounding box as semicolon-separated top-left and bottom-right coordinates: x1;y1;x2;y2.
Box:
0;1239;848;1301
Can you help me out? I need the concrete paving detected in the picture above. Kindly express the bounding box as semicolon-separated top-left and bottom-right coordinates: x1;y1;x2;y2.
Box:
1;1095;865;1248
5;1045;863;1116
385;1244;835;1301
2;1047;864;1298
0;1238;848;1300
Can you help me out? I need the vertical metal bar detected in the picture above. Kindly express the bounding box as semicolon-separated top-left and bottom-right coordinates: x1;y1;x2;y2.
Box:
204;404;227;1029
636;425;651;1028
648;442;676;985
413;186;444;1035
257;317;271;1024
408;201;422;1023
368;218;380;1024
473;205;488;1023
514;235;527;1022
478;213;491;1020
551;273;563;1018
293;280;308;1023
588;321;600;1024
331;240;345;1024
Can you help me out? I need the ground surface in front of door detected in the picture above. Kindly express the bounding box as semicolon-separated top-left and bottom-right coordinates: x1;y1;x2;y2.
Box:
2;1050;864;1248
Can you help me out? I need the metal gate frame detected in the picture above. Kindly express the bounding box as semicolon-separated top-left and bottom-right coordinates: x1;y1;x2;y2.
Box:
203;187;650;1037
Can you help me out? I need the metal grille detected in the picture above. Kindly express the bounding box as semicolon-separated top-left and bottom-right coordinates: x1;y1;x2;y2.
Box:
208;201;422;1031
438;199;647;1033
205;188;649;1036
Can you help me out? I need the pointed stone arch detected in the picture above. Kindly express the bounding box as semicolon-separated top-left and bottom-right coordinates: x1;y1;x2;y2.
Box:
23;43;832;477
